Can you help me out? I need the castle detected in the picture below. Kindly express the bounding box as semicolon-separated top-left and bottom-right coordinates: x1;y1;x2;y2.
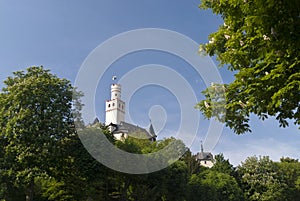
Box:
105;83;156;141
103;82;213;167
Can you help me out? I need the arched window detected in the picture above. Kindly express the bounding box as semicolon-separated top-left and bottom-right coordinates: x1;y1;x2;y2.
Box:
108;104;111;108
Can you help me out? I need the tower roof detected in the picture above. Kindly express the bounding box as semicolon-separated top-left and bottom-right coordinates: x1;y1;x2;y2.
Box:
196;152;213;161
196;141;213;161
109;121;156;140
92;117;99;124
149;123;156;136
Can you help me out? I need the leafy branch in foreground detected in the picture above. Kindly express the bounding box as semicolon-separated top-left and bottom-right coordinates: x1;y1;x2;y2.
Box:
197;0;300;134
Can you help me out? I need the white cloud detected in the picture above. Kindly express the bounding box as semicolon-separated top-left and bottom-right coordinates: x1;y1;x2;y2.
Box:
214;135;300;166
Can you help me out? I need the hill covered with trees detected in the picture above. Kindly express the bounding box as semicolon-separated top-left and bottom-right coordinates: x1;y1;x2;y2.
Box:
0;67;299;201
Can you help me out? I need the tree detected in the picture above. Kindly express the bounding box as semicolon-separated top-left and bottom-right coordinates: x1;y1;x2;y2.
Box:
237;156;288;201
277;157;300;200
196;0;300;134
163;161;188;201
0;66;83;201
113;137;188;201
181;149;201;176
211;153;235;175
187;170;244;201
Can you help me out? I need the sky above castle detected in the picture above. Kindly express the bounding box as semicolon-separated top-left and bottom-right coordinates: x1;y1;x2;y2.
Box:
1;0;299;166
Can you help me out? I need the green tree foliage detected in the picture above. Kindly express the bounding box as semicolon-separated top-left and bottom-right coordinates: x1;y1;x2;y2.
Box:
163;161;188;201
237;156;288;201
211;153;235;175
277;157;300;200
1;67;300;201
0;66;82;201
181;150;201;176
34;175;73;201
113;137;188;200
196;0;300;134
188;170;244;201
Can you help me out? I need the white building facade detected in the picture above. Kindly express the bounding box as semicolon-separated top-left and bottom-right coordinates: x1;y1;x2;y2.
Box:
105;83;156;141
105;84;125;126
195;143;214;168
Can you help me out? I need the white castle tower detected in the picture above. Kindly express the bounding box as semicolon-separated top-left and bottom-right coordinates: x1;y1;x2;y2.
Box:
104;82;156;141
105;84;125;125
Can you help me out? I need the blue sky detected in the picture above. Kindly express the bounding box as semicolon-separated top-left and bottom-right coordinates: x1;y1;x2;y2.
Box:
1;0;299;166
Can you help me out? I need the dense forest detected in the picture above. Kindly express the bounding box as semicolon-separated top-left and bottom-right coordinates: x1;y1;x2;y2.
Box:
0;67;299;201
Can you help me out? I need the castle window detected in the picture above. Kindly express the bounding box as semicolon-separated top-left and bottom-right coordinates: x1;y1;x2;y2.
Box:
108;104;111;108
119;103;120;108
115;93;117;96
112;103;115;107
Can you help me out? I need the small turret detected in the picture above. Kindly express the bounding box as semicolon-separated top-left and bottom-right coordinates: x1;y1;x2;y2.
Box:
111;83;122;100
